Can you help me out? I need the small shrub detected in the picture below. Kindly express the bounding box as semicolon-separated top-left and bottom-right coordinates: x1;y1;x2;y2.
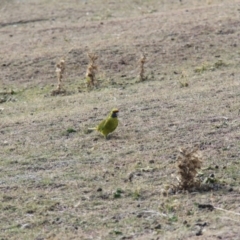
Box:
176;147;203;190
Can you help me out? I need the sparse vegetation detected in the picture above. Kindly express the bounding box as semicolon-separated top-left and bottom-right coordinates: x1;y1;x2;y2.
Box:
0;0;240;239
113;188;124;199
0;89;15;103
194;60;228;73
62;127;77;136
176;147;203;190
213;59;228;69
194;62;210;73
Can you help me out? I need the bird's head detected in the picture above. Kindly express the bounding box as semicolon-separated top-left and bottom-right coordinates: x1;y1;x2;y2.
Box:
111;108;119;118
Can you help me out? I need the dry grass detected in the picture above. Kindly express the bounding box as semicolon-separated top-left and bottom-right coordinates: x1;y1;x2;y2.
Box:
86;52;98;89
0;0;240;239
176;147;203;190
0;89;15;103
138;54;146;82
51;59;66;96
179;70;189;88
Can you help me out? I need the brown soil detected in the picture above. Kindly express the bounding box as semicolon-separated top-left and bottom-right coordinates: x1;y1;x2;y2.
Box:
1;0;240;239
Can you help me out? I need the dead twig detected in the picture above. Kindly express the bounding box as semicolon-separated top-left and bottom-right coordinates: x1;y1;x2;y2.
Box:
214;207;240;216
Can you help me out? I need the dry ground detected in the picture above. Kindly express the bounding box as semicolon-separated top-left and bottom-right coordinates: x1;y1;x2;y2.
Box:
1;0;240;239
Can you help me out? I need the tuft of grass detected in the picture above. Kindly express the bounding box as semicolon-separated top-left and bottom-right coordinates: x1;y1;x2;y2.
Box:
194;62;210;73
62;128;77;136
113;188;124;199
0;89;17;103
194;60;227;73
66;128;77;134
132;189;141;200
213;59;227;69
179;82;189;88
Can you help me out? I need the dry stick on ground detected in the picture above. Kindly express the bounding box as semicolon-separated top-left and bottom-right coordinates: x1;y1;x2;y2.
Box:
86;52;98;88
214;207;240;216
176;147;203;190
139;54;146;82
52;59;66;95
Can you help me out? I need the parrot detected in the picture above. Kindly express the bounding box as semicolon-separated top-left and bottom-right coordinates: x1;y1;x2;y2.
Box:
88;108;119;139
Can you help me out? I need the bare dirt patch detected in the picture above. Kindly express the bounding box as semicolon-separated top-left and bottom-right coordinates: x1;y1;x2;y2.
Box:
1;0;240;239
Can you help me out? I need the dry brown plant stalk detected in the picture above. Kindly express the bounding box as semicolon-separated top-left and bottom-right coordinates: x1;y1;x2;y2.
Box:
180;70;189;88
86;52;98;88
139;54;146;81
177;147;203;190
56;59;65;91
52;59;66;95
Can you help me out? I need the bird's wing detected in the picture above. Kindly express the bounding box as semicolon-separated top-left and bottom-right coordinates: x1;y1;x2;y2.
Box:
97;118;108;130
102;115;115;129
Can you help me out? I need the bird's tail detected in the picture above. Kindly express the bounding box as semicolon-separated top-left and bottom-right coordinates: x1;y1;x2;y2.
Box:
88;127;97;130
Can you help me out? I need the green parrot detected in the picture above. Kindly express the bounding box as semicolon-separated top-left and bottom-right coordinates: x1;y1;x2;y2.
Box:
88;108;119;139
